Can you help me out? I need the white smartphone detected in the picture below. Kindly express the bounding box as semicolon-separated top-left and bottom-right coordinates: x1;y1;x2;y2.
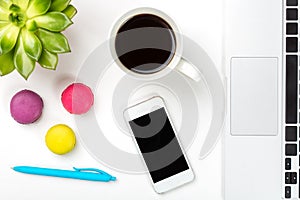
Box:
124;96;194;193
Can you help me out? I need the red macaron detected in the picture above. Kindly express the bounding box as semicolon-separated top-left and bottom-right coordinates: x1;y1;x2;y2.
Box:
61;83;94;115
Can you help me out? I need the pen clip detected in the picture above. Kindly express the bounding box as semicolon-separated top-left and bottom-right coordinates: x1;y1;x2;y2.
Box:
73;167;115;178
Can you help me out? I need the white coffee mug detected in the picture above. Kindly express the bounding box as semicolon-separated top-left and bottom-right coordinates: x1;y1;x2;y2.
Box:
110;7;201;81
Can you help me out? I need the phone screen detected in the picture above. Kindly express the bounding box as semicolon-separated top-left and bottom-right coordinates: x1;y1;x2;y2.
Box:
129;107;189;183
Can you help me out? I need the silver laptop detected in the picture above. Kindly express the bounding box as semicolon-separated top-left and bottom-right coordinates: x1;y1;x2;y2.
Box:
224;0;298;199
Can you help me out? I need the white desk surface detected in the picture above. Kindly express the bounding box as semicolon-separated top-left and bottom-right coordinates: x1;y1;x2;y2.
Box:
0;0;223;199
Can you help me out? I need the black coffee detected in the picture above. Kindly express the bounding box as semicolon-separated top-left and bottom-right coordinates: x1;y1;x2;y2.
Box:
115;14;176;74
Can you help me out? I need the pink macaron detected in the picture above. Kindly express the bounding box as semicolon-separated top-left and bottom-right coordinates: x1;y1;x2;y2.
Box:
61;83;94;115
10;90;44;124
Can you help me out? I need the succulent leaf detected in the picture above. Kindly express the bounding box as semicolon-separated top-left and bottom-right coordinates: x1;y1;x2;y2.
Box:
14;35;35;79
38;49;58;70
49;0;71;12
0;50;15;76
0;24;14;54
0;21;10;29
9;4;21;12
0;25;20;55
0;7;10;21
62;5;77;19
33;12;72;32
0;0;12;10
26;0;51;18
22;28;42;61
36;29;70;54
12;0;29;10
0;23;11;38
25;19;37;31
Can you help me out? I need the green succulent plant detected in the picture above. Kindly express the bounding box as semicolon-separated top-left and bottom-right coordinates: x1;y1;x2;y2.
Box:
0;0;77;79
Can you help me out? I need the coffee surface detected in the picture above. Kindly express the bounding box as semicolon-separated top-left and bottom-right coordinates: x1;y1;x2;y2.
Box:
115;14;176;74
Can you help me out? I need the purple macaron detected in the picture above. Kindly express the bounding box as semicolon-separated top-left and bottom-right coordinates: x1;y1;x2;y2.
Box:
10;90;44;124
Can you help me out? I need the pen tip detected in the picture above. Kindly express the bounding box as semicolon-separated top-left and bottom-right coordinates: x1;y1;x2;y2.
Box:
111;177;116;181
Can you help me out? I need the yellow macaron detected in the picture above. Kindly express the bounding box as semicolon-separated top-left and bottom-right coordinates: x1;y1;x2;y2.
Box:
45;124;76;155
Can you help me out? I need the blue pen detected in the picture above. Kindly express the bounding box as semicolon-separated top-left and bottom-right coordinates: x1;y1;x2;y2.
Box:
12;166;116;182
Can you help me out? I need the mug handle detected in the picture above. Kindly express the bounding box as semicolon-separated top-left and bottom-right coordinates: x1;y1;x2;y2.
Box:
175;59;202;82
175;56;226;159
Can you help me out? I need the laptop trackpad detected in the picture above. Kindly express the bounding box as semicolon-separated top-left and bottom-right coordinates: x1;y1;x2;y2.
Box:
231;57;278;136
